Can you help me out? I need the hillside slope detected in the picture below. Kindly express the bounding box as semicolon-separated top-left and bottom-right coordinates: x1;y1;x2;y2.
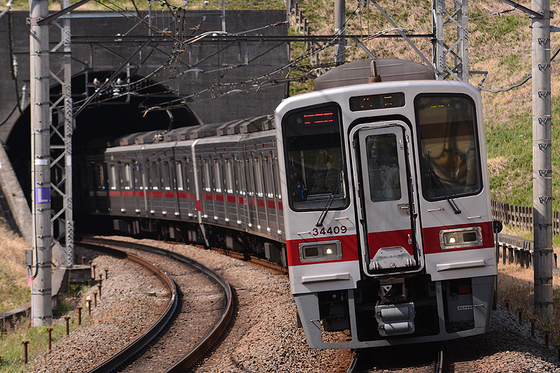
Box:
5;0;560;209
290;0;560;210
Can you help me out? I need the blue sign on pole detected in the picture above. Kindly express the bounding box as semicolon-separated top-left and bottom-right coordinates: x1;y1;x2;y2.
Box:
35;187;51;204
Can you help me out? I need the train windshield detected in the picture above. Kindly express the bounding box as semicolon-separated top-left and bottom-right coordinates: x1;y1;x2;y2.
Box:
415;94;482;201
282;103;348;211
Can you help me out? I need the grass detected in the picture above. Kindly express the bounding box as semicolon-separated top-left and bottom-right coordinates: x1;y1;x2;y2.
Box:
0;217;90;372
0;288;89;373
0;318;84;372
498;262;560;349
0;221;30;315
486;94;560;211
498;224;560;346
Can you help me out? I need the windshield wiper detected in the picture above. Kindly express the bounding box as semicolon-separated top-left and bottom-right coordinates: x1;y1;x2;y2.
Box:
429;170;461;214
426;151;461;214
316;177;342;227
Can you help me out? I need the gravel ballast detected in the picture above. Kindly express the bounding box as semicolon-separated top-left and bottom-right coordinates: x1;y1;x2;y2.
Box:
24;237;560;372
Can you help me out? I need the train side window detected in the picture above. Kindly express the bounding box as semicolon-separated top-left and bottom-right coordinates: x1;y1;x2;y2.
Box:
176;162;184;191
225;159;234;194
282;103;348;211
246;158;254;197
237;159;246;196
254;157;264;198
264;157;274;199
124;164;132;190
162;162;171;190
271;157;281;200
134;163;142;190
203;160;211;192
214;160;222;193
149;163;159;190
109;165;117;190
95;164;105;190
415;94;482;201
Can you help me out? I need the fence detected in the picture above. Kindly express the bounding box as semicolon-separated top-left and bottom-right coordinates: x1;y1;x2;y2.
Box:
491;199;560;235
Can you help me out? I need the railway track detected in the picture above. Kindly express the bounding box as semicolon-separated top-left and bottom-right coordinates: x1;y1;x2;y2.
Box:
345;342;488;373
77;237;234;373
347;343;448;373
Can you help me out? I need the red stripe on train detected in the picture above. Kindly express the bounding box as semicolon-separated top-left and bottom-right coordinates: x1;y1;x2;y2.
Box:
422;221;493;254
286;234;359;266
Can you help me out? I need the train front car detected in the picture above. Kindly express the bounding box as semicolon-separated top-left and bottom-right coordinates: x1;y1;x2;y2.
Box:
275;80;496;348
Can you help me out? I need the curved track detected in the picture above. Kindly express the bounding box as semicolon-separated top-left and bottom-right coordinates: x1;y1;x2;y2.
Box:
78;237;234;373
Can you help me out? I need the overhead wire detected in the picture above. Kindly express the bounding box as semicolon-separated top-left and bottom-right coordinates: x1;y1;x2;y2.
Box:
74;0;538;112
478;31;560;93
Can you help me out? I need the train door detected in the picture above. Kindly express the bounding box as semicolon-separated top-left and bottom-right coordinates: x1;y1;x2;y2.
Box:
350;122;423;276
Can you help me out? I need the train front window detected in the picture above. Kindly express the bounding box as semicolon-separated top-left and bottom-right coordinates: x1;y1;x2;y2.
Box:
365;133;401;202
415;95;482;201
282;103;348;211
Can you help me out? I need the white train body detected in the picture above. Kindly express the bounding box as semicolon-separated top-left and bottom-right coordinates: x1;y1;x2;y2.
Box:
275;80;496;348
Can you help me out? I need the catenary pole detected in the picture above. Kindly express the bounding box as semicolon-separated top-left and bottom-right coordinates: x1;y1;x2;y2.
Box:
334;0;345;65
532;0;553;319
30;0;52;326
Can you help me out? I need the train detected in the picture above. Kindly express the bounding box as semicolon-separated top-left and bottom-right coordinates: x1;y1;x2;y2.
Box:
76;59;498;349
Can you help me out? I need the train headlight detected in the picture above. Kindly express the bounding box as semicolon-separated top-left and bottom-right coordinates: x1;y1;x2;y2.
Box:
299;240;342;262
439;227;482;250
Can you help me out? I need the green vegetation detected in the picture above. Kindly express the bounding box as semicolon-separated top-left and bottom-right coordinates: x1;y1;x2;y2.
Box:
0;221;30;314
0;283;89;372
0;315;86;372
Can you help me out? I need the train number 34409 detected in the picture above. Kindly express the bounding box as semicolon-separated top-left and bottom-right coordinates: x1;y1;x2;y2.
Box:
312;226;347;236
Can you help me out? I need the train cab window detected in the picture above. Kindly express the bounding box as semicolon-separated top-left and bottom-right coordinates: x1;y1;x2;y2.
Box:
415;95;482;201
365;134;401;202
175;162;184;191
282;103;348;211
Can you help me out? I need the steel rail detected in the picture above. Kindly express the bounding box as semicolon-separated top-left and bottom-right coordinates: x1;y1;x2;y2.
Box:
78;237;235;373
78;241;179;373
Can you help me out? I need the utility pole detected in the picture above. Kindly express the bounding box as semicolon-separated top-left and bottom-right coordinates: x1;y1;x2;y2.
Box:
454;0;468;81
432;0;469;81
532;0;553;319
30;0;52;326
334;0;345;65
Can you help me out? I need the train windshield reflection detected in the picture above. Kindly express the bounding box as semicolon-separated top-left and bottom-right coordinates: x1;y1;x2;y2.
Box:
415;95;482;201
282;103;348;211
